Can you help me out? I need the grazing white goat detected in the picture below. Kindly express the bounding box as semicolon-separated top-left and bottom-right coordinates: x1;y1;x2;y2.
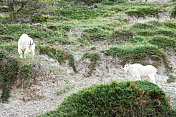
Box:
123;63;157;84
18;34;35;60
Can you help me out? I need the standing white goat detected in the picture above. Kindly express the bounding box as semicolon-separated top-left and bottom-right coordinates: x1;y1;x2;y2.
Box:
123;63;157;84
18;34;35;60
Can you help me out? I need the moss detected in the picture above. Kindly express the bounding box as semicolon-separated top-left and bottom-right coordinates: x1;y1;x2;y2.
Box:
82;52;99;77
37;81;176;117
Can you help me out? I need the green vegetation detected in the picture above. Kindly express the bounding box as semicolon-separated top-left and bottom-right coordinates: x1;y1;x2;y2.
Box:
39;46;65;64
0;53;19;102
0;24;70;44
104;44;163;64
68;54;77;73
39;45;77;72
171;2;176;18
0;50;34;102
18;64;32;88
82;52;99;77
105;21;176;81
75;0;128;5
0;0;55;23
0;0;175;109
37;80;176;117
125;6;162;18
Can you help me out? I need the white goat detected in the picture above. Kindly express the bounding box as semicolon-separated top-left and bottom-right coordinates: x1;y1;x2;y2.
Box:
18;34;35;60
123;63;157;84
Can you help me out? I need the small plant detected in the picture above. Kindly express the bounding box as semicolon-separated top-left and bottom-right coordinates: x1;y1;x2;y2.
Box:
0;86;10;102
18;64;32;88
82;52;99;77
56;86;71;96
68;54;77;73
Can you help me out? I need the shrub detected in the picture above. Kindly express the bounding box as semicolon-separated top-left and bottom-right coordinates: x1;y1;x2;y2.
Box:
18;64;32;88
104;44;163;63
162;22;176;29
31;14;49;23
68;54;77;73
0;56;19;102
148;36;176;50
82;52;99;77
83;28;110;41
171;2;176;18
37;81;176;117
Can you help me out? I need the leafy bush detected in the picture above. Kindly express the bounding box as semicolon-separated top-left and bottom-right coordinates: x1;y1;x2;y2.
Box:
37;80;176;117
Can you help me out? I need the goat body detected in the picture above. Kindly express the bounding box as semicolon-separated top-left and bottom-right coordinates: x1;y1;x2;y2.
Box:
123;63;157;84
18;34;35;59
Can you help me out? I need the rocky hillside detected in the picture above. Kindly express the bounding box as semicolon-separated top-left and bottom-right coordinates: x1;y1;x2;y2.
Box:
0;0;176;117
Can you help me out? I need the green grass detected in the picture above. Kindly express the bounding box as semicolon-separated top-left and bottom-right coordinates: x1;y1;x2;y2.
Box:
125;6;162;18
111;21;176;51
104;44;163;64
0;24;70;44
37;80;176;117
